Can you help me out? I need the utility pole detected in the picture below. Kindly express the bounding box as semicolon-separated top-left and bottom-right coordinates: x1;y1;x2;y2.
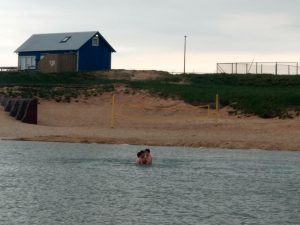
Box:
184;35;187;74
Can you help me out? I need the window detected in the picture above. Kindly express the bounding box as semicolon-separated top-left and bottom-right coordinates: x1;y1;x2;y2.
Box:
60;36;71;43
19;56;36;70
92;35;99;46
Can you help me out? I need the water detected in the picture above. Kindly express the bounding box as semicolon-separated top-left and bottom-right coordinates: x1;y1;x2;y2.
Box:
0;141;299;225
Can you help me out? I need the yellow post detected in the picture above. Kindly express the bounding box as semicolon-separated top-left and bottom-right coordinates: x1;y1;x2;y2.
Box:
207;105;210;117
216;94;219;126
111;94;115;128
216;94;219;112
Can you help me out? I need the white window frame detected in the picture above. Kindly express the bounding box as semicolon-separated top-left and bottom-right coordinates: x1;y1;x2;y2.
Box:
60;36;71;43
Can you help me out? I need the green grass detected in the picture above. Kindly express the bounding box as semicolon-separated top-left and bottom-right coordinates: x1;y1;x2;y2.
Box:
0;71;117;102
128;74;300;118
0;71;116;87
1;71;300;118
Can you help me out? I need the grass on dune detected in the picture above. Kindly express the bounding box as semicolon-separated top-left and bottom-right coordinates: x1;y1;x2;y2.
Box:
128;74;300;118
1;71;300;118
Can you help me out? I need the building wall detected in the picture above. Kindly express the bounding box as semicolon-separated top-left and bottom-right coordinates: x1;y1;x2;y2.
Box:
18;51;77;71
78;36;112;71
38;54;77;73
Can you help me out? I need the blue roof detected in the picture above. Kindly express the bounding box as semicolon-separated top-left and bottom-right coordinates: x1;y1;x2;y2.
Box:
15;31;116;53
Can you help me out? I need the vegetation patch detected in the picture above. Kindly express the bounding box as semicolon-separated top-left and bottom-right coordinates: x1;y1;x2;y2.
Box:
1;71;300;118
128;74;300;118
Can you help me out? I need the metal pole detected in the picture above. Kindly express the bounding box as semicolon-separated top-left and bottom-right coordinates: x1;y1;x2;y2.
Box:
275;62;278;75
297;62;299;75
184;35;187;75
256;62;258;74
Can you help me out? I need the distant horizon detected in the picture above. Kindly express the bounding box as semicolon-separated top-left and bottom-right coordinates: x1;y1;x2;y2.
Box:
2;56;300;74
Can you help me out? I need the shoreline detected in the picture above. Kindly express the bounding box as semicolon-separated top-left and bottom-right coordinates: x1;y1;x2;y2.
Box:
0;137;284;152
0;134;296;152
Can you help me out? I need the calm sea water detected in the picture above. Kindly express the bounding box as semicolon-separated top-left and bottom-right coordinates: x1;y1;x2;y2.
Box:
0;140;299;225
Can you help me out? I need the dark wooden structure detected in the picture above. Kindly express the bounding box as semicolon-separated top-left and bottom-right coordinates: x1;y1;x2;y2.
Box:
0;96;38;124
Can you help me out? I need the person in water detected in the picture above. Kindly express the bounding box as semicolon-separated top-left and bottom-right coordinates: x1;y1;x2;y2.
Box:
136;149;152;165
144;149;152;165
136;150;146;165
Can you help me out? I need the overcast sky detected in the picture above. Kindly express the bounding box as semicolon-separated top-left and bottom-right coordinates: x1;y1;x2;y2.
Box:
1;0;300;72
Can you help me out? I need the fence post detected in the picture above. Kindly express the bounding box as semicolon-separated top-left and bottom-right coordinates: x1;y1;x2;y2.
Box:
256;62;258;74
236;63;238;74
275;62;278;75
215;94;219;126
111;94;115;128
297;62;299;75
231;63;234;74
207;105;210;117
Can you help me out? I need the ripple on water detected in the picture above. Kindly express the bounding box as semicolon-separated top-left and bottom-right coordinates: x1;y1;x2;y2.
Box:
0;141;299;225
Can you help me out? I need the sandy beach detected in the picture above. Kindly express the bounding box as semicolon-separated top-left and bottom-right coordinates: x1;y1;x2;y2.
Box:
1;89;300;151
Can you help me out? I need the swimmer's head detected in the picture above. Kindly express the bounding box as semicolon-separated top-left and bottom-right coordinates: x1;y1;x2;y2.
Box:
137;150;145;158
144;149;150;157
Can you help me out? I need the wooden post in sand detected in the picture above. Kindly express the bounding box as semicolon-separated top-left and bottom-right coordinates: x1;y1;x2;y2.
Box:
216;94;219;126
111;94;115;128
207;105;210;117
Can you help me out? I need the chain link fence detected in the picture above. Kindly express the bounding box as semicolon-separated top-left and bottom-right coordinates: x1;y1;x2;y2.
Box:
217;62;300;75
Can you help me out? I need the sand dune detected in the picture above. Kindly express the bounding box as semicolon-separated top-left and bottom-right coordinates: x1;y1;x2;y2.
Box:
1;90;300;151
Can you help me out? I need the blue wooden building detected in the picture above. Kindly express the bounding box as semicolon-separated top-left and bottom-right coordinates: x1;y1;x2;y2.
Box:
15;31;116;72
